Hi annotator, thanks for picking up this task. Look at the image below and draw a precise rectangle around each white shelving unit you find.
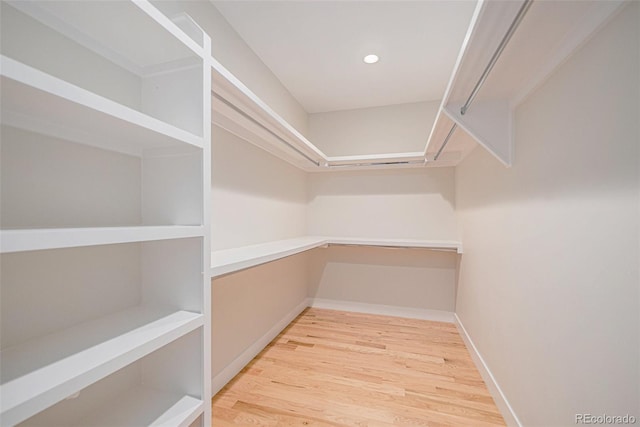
[211,236,463,278]
[0,1,211,426]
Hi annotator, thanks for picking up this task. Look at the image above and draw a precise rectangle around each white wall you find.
[455,4,639,425]
[0,126,141,228]
[309,101,438,156]
[210,125,309,390]
[211,125,307,250]
[151,0,309,137]
[307,168,457,240]
[308,246,457,313]
[306,167,458,314]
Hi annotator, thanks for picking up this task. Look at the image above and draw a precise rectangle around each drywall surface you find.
[308,101,439,156]
[308,246,457,312]
[455,4,639,425]
[307,167,457,313]
[0,2,140,110]
[151,0,309,136]
[211,125,307,251]
[211,253,308,379]
[307,168,457,240]
[0,126,141,228]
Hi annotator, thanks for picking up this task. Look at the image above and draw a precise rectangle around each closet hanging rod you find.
[328,159,427,168]
[433,0,533,161]
[328,243,458,252]
[211,90,321,167]
[433,123,457,161]
[460,0,534,115]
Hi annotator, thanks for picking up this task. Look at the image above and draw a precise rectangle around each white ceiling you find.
[213,1,477,114]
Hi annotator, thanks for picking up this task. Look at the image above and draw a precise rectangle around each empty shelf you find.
[0,306,203,426]
[0,225,204,253]
[211,236,327,278]
[0,56,203,156]
[211,236,463,277]
[75,386,203,427]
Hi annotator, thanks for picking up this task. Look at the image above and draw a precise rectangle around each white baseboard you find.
[309,298,455,323]
[454,313,522,427]
[211,297,310,397]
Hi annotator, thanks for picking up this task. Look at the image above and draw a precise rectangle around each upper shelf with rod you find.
[425,0,627,167]
[209,0,626,171]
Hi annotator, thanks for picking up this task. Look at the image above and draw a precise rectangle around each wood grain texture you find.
[212,308,505,426]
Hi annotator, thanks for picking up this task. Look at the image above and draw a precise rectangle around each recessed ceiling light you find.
[363,54,379,64]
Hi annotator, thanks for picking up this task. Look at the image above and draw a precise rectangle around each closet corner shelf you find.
[0,225,204,254]
[0,55,204,157]
[210,236,327,278]
[0,306,203,426]
[74,386,203,427]
[210,236,462,278]
[211,58,433,172]
[210,0,624,171]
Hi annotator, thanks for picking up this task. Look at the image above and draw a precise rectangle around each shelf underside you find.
[211,236,463,278]
[5,0,202,75]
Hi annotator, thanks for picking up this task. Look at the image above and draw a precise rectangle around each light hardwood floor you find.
[212,308,506,426]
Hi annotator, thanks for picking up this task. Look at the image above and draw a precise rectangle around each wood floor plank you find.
[212,308,505,426]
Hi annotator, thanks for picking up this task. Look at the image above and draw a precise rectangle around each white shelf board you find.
[6,0,203,76]
[211,56,436,172]
[0,306,203,426]
[0,225,204,254]
[211,236,463,277]
[76,386,203,427]
[426,0,626,167]
[327,237,463,253]
[211,236,327,278]
[211,57,326,171]
[0,56,203,157]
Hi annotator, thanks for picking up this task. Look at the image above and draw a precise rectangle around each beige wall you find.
[210,125,309,384]
[307,168,457,241]
[309,101,439,156]
[151,0,309,136]
[455,4,639,425]
[308,246,457,312]
[211,125,307,250]
[307,167,458,313]
[211,253,308,379]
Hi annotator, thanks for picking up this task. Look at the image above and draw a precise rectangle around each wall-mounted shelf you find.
[0,56,203,157]
[0,306,202,426]
[1,1,212,425]
[0,226,204,254]
[211,236,327,277]
[208,0,625,171]
[73,386,203,427]
[211,236,463,278]
[425,0,626,167]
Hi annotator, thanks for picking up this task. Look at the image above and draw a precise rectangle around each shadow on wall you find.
[456,6,638,212]
[211,124,307,202]
[307,246,458,312]
[307,167,455,205]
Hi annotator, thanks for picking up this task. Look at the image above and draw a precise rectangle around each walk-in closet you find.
[1,0,638,426]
